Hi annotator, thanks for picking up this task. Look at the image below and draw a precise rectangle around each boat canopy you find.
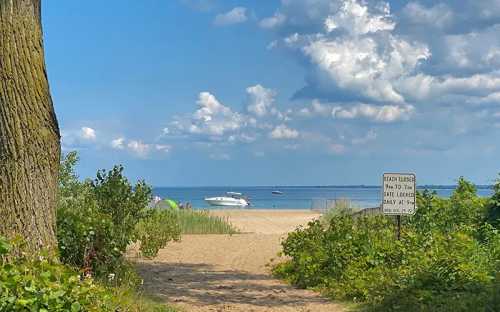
[226,192,243,196]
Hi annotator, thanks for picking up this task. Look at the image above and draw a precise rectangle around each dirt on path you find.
[135,210,346,312]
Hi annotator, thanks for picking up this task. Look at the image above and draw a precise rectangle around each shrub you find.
[0,237,176,312]
[135,209,181,258]
[57,152,180,281]
[486,177,500,229]
[275,177,500,311]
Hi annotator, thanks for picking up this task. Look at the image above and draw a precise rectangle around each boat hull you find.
[205,197,249,207]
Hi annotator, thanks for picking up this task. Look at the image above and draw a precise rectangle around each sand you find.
[135,209,346,312]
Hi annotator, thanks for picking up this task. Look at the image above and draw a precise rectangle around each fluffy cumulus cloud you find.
[256,0,500,150]
[80,127,96,140]
[277,0,431,104]
[214,7,248,26]
[162,81,406,157]
[298,100,414,123]
[160,1,500,157]
[61,126,98,150]
[301,35,430,103]
[332,103,415,123]
[324,0,394,35]
[246,84,277,117]
[401,2,453,31]
[259,12,286,29]
[167,86,296,144]
[263,0,500,103]
[269,124,299,139]
[110,137,171,158]
[176,92,245,137]
[127,140,151,158]
[111,137,125,149]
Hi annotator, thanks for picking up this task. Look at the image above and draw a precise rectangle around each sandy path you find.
[135,210,345,312]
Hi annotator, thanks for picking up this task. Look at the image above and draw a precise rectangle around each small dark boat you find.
[272,190,284,195]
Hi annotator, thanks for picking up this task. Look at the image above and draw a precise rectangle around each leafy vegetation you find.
[1,152,180,311]
[274,177,500,312]
[0,237,176,312]
[57,152,180,280]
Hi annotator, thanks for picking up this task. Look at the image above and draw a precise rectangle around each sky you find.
[42,0,500,186]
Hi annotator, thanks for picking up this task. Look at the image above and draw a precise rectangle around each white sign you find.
[382,173,416,215]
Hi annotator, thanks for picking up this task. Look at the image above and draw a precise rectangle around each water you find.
[153,186,494,210]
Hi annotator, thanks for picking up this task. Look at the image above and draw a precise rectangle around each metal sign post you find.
[382,173,416,240]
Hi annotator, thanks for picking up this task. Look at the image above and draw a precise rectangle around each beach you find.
[135,209,346,312]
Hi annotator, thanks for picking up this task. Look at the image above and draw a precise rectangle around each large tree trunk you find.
[0,0,60,254]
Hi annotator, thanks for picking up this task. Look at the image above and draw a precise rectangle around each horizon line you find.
[152,184,494,189]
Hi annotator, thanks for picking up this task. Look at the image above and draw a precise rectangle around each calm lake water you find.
[153,186,494,210]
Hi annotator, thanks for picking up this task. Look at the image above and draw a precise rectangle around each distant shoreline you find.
[153,185,494,189]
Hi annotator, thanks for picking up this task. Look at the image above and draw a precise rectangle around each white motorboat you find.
[205,192,249,207]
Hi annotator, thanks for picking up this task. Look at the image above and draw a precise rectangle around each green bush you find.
[135,209,181,258]
[487,178,500,229]
[57,152,180,281]
[0,237,176,312]
[275,177,500,311]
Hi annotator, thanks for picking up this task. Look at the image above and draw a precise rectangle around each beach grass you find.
[320,198,361,225]
[176,210,239,234]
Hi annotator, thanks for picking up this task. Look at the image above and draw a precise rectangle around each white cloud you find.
[169,87,294,144]
[402,2,454,30]
[265,0,500,117]
[298,100,414,123]
[127,140,151,158]
[214,7,248,26]
[246,84,277,117]
[80,127,96,140]
[276,1,430,104]
[333,103,414,123]
[311,100,331,115]
[61,127,99,150]
[228,133,256,143]
[399,73,500,101]
[259,12,286,29]
[111,138,170,158]
[155,144,171,153]
[302,32,430,103]
[111,137,125,149]
[297,100,335,117]
[324,0,394,35]
[180,92,245,137]
[269,124,299,139]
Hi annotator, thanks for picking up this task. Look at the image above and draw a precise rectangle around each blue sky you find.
[42,0,500,186]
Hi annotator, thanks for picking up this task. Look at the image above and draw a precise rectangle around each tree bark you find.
[0,0,60,254]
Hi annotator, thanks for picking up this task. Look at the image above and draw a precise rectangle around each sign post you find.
[382,173,416,240]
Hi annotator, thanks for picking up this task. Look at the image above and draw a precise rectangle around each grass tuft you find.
[176,210,239,234]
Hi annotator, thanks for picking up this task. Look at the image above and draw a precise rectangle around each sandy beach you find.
[135,209,346,312]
